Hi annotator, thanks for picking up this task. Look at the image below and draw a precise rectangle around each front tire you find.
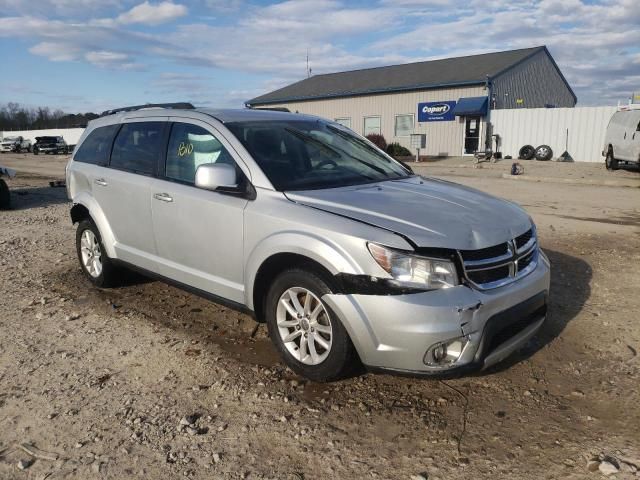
[75,219,119,287]
[605,149,618,171]
[265,269,356,382]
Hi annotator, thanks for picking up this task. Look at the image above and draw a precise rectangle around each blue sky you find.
[0,0,638,113]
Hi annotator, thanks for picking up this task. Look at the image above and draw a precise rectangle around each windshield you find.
[226,119,412,191]
[37,137,58,142]
[4,137,18,141]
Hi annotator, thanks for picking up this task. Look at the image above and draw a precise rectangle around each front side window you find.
[74,124,120,166]
[110,122,165,175]
[395,114,414,137]
[226,119,411,191]
[363,116,381,136]
[165,123,235,183]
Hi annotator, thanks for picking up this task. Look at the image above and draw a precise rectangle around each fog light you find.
[424,336,469,366]
[432,343,447,363]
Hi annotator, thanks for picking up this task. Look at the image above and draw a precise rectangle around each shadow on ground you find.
[8,185,69,210]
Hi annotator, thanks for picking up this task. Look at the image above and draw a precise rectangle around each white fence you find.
[490,106,617,163]
[1,127,85,146]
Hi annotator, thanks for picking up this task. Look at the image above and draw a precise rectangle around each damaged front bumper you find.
[322,251,550,375]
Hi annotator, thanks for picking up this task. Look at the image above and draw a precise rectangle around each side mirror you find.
[195,163,237,191]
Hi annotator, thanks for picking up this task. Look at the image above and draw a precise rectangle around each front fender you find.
[71,191,117,259]
[244,230,363,310]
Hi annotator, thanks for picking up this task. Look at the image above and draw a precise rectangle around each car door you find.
[93,118,168,272]
[617,112,637,161]
[150,118,249,304]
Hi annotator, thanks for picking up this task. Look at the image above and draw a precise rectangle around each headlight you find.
[367,243,458,290]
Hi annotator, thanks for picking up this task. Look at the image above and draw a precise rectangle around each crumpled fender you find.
[244,230,362,310]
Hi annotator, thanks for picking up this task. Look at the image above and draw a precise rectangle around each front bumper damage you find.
[322,251,550,375]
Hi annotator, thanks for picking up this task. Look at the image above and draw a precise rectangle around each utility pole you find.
[306,49,311,78]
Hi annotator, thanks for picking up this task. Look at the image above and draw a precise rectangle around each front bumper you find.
[0,145,16,152]
[322,250,550,374]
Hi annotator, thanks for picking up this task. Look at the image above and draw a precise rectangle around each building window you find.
[363,116,381,136]
[334,118,351,129]
[394,114,414,137]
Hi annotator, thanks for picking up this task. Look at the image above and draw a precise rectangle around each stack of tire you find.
[518,144,553,161]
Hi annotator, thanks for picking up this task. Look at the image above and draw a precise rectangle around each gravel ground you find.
[1,154,639,479]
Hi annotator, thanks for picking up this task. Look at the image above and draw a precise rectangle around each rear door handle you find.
[94,178,108,186]
[153,193,173,203]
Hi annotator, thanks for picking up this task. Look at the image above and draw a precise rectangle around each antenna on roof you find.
[306,49,311,78]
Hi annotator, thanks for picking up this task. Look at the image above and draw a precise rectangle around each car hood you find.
[285,176,532,250]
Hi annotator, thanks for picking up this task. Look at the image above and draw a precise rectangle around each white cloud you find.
[117,1,187,25]
[1,0,638,107]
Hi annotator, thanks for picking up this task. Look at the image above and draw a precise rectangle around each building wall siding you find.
[492,50,576,109]
[260,85,487,156]
[491,106,615,162]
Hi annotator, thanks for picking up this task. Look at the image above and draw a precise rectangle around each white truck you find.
[0,135,32,153]
[603,105,640,170]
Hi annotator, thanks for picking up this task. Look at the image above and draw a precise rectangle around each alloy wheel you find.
[80,229,103,278]
[276,287,333,365]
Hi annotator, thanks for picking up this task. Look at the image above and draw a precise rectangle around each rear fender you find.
[71,191,117,258]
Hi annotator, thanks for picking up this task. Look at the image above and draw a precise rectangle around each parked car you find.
[67,104,550,381]
[0,135,31,153]
[33,136,68,155]
[603,106,640,170]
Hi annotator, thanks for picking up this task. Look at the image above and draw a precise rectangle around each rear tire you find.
[75,219,119,287]
[605,149,618,171]
[265,269,356,382]
[0,179,10,210]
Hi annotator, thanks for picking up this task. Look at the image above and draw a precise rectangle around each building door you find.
[463,116,481,155]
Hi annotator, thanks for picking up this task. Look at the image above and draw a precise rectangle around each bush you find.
[366,133,387,151]
[386,142,412,157]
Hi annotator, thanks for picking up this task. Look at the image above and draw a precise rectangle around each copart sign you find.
[418,101,456,122]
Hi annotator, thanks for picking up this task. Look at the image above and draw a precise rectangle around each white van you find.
[603,106,640,170]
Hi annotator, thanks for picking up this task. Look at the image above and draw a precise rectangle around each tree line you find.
[0,103,99,131]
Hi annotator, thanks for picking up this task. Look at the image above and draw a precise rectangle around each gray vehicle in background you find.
[66,104,550,381]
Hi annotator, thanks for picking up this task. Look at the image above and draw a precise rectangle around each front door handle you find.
[94,178,108,186]
[153,193,173,203]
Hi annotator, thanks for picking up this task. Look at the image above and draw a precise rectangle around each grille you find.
[515,228,533,250]
[487,305,547,353]
[460,228,538,290]
[467,265,510,285]
[517,250,536,272]
[460,243,508,261]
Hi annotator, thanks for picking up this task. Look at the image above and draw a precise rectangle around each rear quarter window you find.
[74,124,120,166]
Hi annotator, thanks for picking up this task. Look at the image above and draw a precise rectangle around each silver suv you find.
[67,103,550,381]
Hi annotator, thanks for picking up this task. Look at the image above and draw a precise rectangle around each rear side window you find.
[110,122,165,175]
[74,125,119,166]
[165,123,236,183]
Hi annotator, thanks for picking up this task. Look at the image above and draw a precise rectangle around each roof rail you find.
[246,106,291,113]
[100,102,195,117]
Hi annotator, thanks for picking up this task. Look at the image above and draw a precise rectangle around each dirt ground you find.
[1,152,639,479]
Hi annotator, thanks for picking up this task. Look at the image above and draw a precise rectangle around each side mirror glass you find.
[195,163,237,191]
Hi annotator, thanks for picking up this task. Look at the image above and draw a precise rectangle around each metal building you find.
[246,46,576,157]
